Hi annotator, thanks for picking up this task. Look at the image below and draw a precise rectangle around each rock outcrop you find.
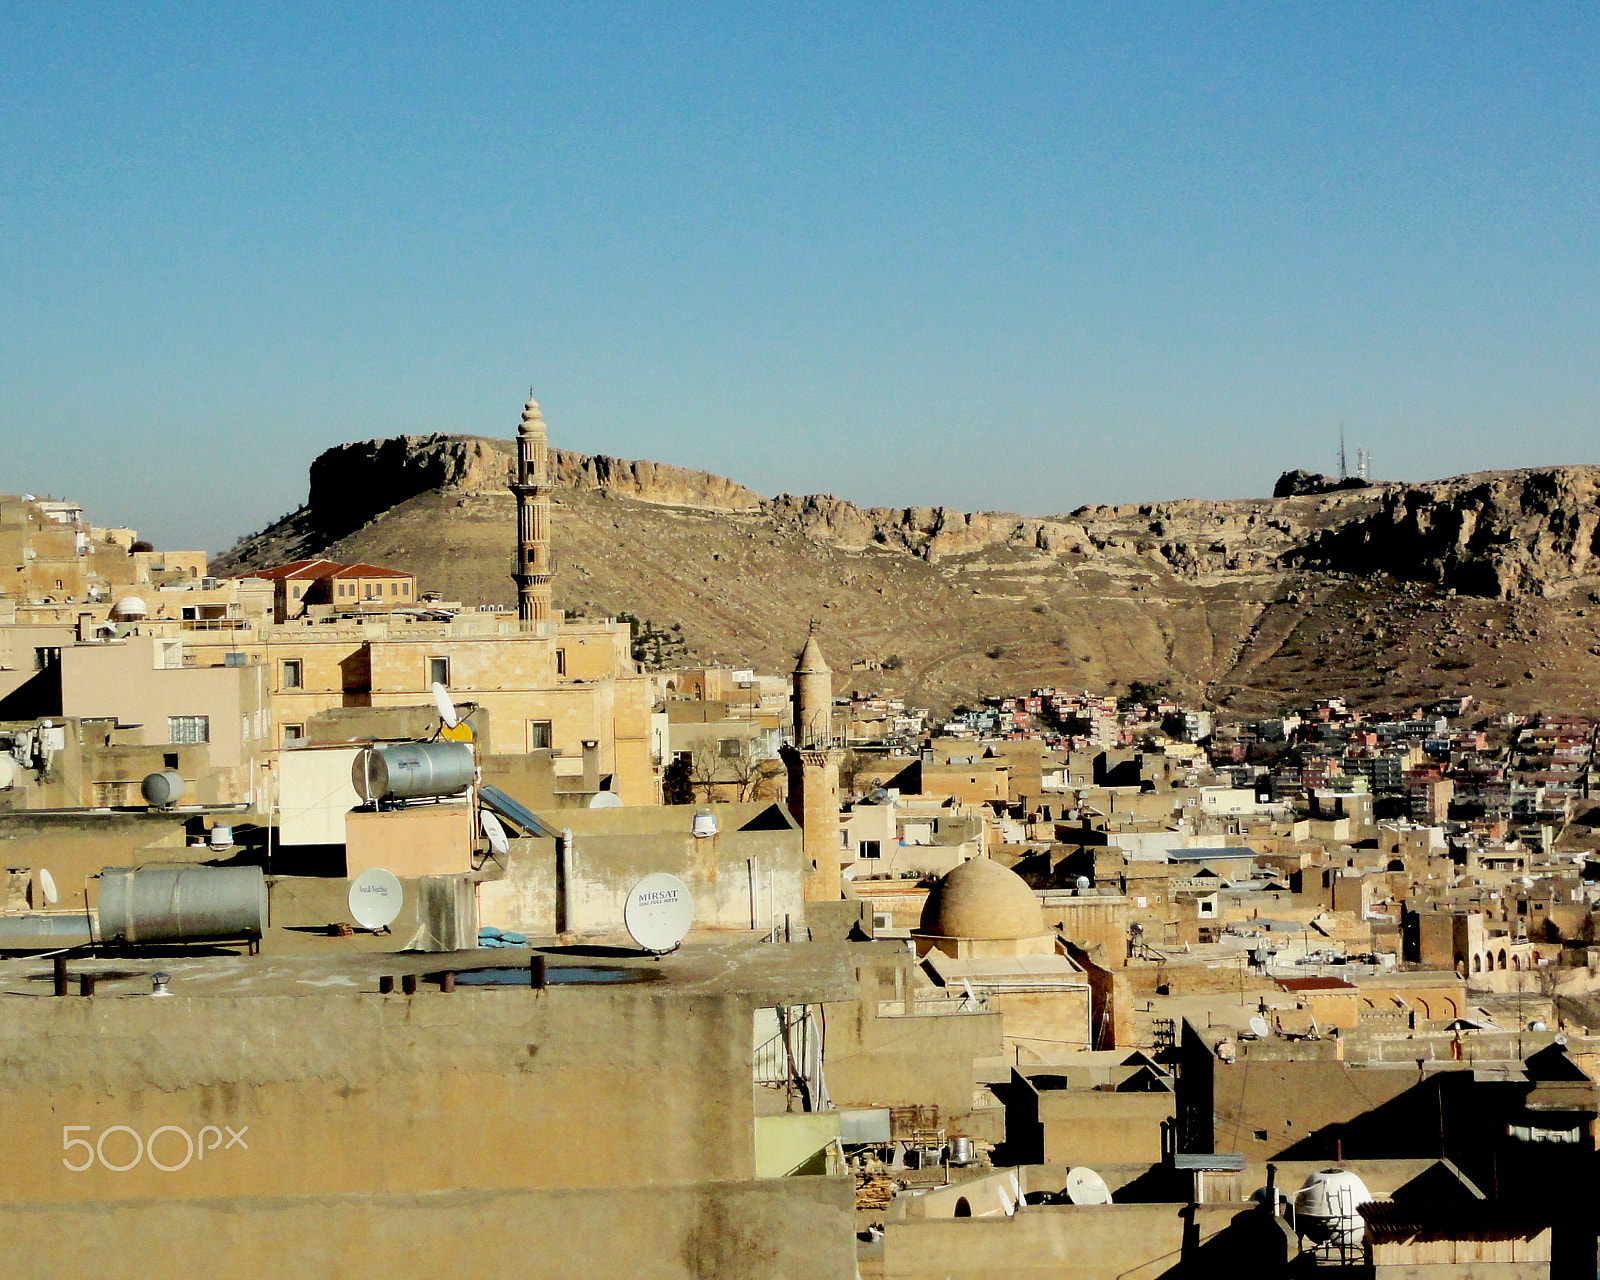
[216,436,1600,715]
[1288,467,1600,598]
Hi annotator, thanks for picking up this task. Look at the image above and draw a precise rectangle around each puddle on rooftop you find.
[441,964,662,987]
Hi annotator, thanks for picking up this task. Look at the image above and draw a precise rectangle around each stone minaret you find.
[511,391,552,625]
[784,634,844,902]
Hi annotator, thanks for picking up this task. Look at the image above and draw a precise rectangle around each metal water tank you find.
[140,770,186,807]
[352,741,475,802]
[1294,1169,1372,1247]
[97,865,267,944]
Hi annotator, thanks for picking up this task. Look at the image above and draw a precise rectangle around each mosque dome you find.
[111,596,147,620]
[918,857,1046,940]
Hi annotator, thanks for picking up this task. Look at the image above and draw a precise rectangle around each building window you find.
[33,647,60,671]
[168,715,209,745]
[428,657,450,688]
[283,724,304,744]
[719,738,741,759]
[527,720,552,751]
[401,582,409,595]
[860,840,881,859]
[281,659,302,689]
[556,648,566,676]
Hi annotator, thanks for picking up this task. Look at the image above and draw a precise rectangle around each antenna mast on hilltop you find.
[1338,426,1348,480]
[1356,448,1370,482]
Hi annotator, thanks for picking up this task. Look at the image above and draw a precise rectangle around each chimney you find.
[581,739,599,793]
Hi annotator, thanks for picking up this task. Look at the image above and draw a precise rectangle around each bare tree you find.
[688,737,783,803]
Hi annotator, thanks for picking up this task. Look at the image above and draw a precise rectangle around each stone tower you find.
[511,390,552,625]
[784,634,844,903]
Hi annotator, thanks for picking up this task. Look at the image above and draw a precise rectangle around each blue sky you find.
[3,2,1598,550]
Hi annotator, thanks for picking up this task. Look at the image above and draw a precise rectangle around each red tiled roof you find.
[327,563,412,579]
[253,559,343,581]
[1275,976,1357,992]
[252,559,411,581]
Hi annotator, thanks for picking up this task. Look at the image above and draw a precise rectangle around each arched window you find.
[1473,954,1482,973]
[1498,949,1507,971]
[954,1197,971,1218]
[1512,955,1522,971]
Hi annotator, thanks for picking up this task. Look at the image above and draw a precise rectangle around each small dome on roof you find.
[112,596,147,620]
[919,857,1045,940]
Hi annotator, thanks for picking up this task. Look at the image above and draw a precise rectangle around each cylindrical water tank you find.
[209,825,233,848]
[353,741,475,802]
[1294,1169,1372,1247]
[141,771,186,807]
[97,865,267,945]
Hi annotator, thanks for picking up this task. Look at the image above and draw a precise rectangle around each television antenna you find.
[480,810,510,860]
[348,867,403,932]
[431,682,459,730]
[623,872,693,955]
[1064,1167,1113,1205]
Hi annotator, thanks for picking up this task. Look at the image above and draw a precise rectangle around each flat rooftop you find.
[0,934,857,1007]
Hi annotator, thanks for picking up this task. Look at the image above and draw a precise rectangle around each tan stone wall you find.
[992,988,1093,1059]
[0,988,756,1206]
[345,803,473,879]
[0,1177,855,1280]
[1040,1090,1172,1165]
[885,1203,1246,1279]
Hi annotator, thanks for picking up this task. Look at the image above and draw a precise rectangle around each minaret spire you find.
[512,390,552,625]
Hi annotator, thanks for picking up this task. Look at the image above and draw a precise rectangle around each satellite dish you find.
[38,868,57,906]
[348,867,403,931]
[588,791,623,808]
[480,810,510,858]
[431,682,459,730]
[1063,1167,1113,1206]
[1075,875,1091,892]
[1249,1015,1271,1038]
[1555,1031,1569,1046]
[623,872,694,955]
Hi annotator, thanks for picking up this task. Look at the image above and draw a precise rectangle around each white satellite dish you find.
[348,867,403,931]
[431,681,459,729]
[1249,1015,1271,1038]
[588,791,623,808]
[623,872,694,955]
[480,810,510,857]
[1075,875,1091,892]
[1063,1167,1113,1206]
[38,868,57,906]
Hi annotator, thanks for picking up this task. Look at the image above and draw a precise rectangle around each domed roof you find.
[111,596,147,620]
[918,857,1046,940]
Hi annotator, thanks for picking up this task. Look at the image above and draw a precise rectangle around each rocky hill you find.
[214,436,1600,715]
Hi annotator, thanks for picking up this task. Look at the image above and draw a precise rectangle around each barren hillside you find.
[214,436,1600,716]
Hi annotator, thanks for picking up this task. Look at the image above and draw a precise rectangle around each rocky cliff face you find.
[1288,466,1600,599]
[217,435,1600,714]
